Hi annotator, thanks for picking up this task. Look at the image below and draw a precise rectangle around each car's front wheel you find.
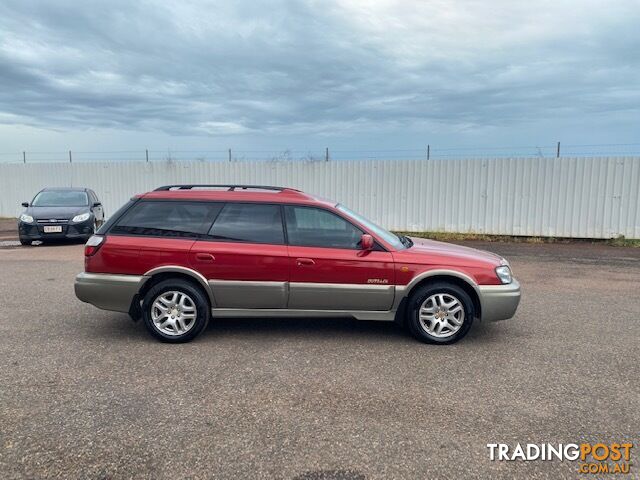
[406,282,474,344]
[142,279,210,342]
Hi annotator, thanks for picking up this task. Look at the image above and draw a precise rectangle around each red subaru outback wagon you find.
[75,185,520,344]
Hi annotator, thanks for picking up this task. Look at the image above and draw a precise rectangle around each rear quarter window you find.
[97,199,135,234]
[111,201,222,237]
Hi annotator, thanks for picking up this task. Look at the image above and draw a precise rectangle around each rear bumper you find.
[74,272,143,313]
[478,278,521,321]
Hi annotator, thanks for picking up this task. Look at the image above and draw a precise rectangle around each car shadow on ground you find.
[0,239,87,249]
[87,314,405,342]
[86,311,506,346]
[207,316,405,340]
[204,315,506,345]
[27,238,87,247]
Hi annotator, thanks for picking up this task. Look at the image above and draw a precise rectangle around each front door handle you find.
[195,253,215,262]
[296,258,315,266]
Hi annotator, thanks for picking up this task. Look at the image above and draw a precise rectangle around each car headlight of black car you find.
[72,212,91,223]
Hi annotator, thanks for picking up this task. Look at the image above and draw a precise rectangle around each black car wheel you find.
[19,238,31,246]
[406,282,475,344]
[142,279,210,343]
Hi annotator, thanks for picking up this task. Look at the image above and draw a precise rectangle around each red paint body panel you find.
[141,189,332,208]
[407,237,502,265]
[86,236,196,275]
[85,235,141,274]
[392,237,503,285]
[86,189,506,287]
[393,261,502,286]
[135,238,196,273]
[189,241,289,282]
[288,246,395,284]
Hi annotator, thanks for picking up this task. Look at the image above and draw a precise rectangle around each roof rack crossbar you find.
[154,184,298,192]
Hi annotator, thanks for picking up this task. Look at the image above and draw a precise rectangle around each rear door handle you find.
[195,253,215,262]
[296,258,315,266]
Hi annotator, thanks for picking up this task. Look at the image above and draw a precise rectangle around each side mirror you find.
[360,234,374,250]
[21,202,29,207]
[92,202,102,208]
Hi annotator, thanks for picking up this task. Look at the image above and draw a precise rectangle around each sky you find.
[0,0,639,161]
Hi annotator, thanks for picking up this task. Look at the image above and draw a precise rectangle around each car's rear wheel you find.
[406,282,474,344]
[142,279,210,343]
[19,238,31,246]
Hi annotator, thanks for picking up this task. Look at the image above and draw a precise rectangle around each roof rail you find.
[154,184,300,192]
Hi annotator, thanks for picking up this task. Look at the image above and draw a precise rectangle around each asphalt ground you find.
[0,218,18,243]
[0,241,638,479]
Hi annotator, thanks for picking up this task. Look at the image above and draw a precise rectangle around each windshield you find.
[32,190,88,207]
[336,204,406,250]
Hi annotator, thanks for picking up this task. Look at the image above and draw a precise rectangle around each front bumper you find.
[19,219,94,241]
[478,278,521,321]
[75,272,143,313]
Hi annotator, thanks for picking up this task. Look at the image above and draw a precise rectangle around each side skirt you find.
[211,308,397,322]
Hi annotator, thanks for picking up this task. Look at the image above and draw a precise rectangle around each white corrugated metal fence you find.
[1,157,638,239]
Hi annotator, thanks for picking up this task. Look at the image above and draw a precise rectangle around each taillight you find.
[84,235,105,256]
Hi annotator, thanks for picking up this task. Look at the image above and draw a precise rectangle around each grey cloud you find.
[0,0,638,140]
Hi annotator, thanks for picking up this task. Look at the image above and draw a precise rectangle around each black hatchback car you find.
[19,188,105,245]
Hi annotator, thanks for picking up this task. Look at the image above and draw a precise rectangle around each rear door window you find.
[208,203,284,244]
[111,201,222,237]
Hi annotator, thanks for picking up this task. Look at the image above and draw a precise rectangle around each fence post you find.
[556,142,560,158]
[325,147,329,162]
[69,150,72,163]
[145,149,149,162]
[23,151,26,164]
[228,148,232,162]
[427,145,430,160]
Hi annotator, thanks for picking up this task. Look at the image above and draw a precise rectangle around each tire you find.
[142,279,210,343]
[406,282,474,344]
[19,238,31,246]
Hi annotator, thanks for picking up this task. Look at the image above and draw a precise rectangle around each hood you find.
[26,205,89,220]
[406,236,504,266]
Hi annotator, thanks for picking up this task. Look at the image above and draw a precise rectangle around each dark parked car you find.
[19,187,105,245]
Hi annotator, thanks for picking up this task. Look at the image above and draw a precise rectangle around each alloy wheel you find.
[151,291,198,336]
[418,293,465,338]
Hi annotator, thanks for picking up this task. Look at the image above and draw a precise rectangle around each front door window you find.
[284,205,363,249]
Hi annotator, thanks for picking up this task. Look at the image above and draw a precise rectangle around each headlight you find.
[20,214,34,223]
[495,265,512,284]
[72,212,91,223]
